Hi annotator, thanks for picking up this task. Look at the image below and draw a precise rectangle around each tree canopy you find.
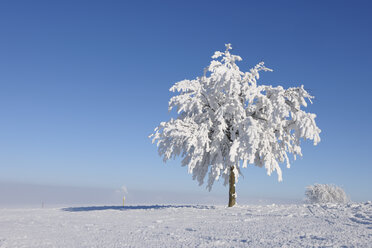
[151,44,321,192]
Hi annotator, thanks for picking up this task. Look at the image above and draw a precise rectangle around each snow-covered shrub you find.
[305,184,349,204]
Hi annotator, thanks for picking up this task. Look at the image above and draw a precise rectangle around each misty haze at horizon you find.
[0,182,303,207]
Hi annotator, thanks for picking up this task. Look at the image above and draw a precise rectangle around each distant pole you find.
[42,201,44,208]
[123,196,125,207]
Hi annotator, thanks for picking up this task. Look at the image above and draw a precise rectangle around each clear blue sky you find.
[0,0,371,202]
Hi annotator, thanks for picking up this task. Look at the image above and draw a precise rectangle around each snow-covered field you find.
[0,202,371,247]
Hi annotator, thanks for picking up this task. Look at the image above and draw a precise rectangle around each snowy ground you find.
[0,202,371,247]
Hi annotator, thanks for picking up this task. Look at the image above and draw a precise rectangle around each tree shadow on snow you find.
[62,205,215,212]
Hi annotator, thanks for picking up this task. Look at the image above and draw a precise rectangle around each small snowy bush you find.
[305,184,349,204]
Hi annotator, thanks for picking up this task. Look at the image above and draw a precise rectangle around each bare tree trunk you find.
[228,165,236,207]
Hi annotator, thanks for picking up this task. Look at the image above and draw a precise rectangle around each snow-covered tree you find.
[305,184,349,204]
[150,44,321,207]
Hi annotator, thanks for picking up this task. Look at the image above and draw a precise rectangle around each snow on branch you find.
[150,44,321,190]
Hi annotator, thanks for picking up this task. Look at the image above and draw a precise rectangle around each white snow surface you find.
[1,202,371,247]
